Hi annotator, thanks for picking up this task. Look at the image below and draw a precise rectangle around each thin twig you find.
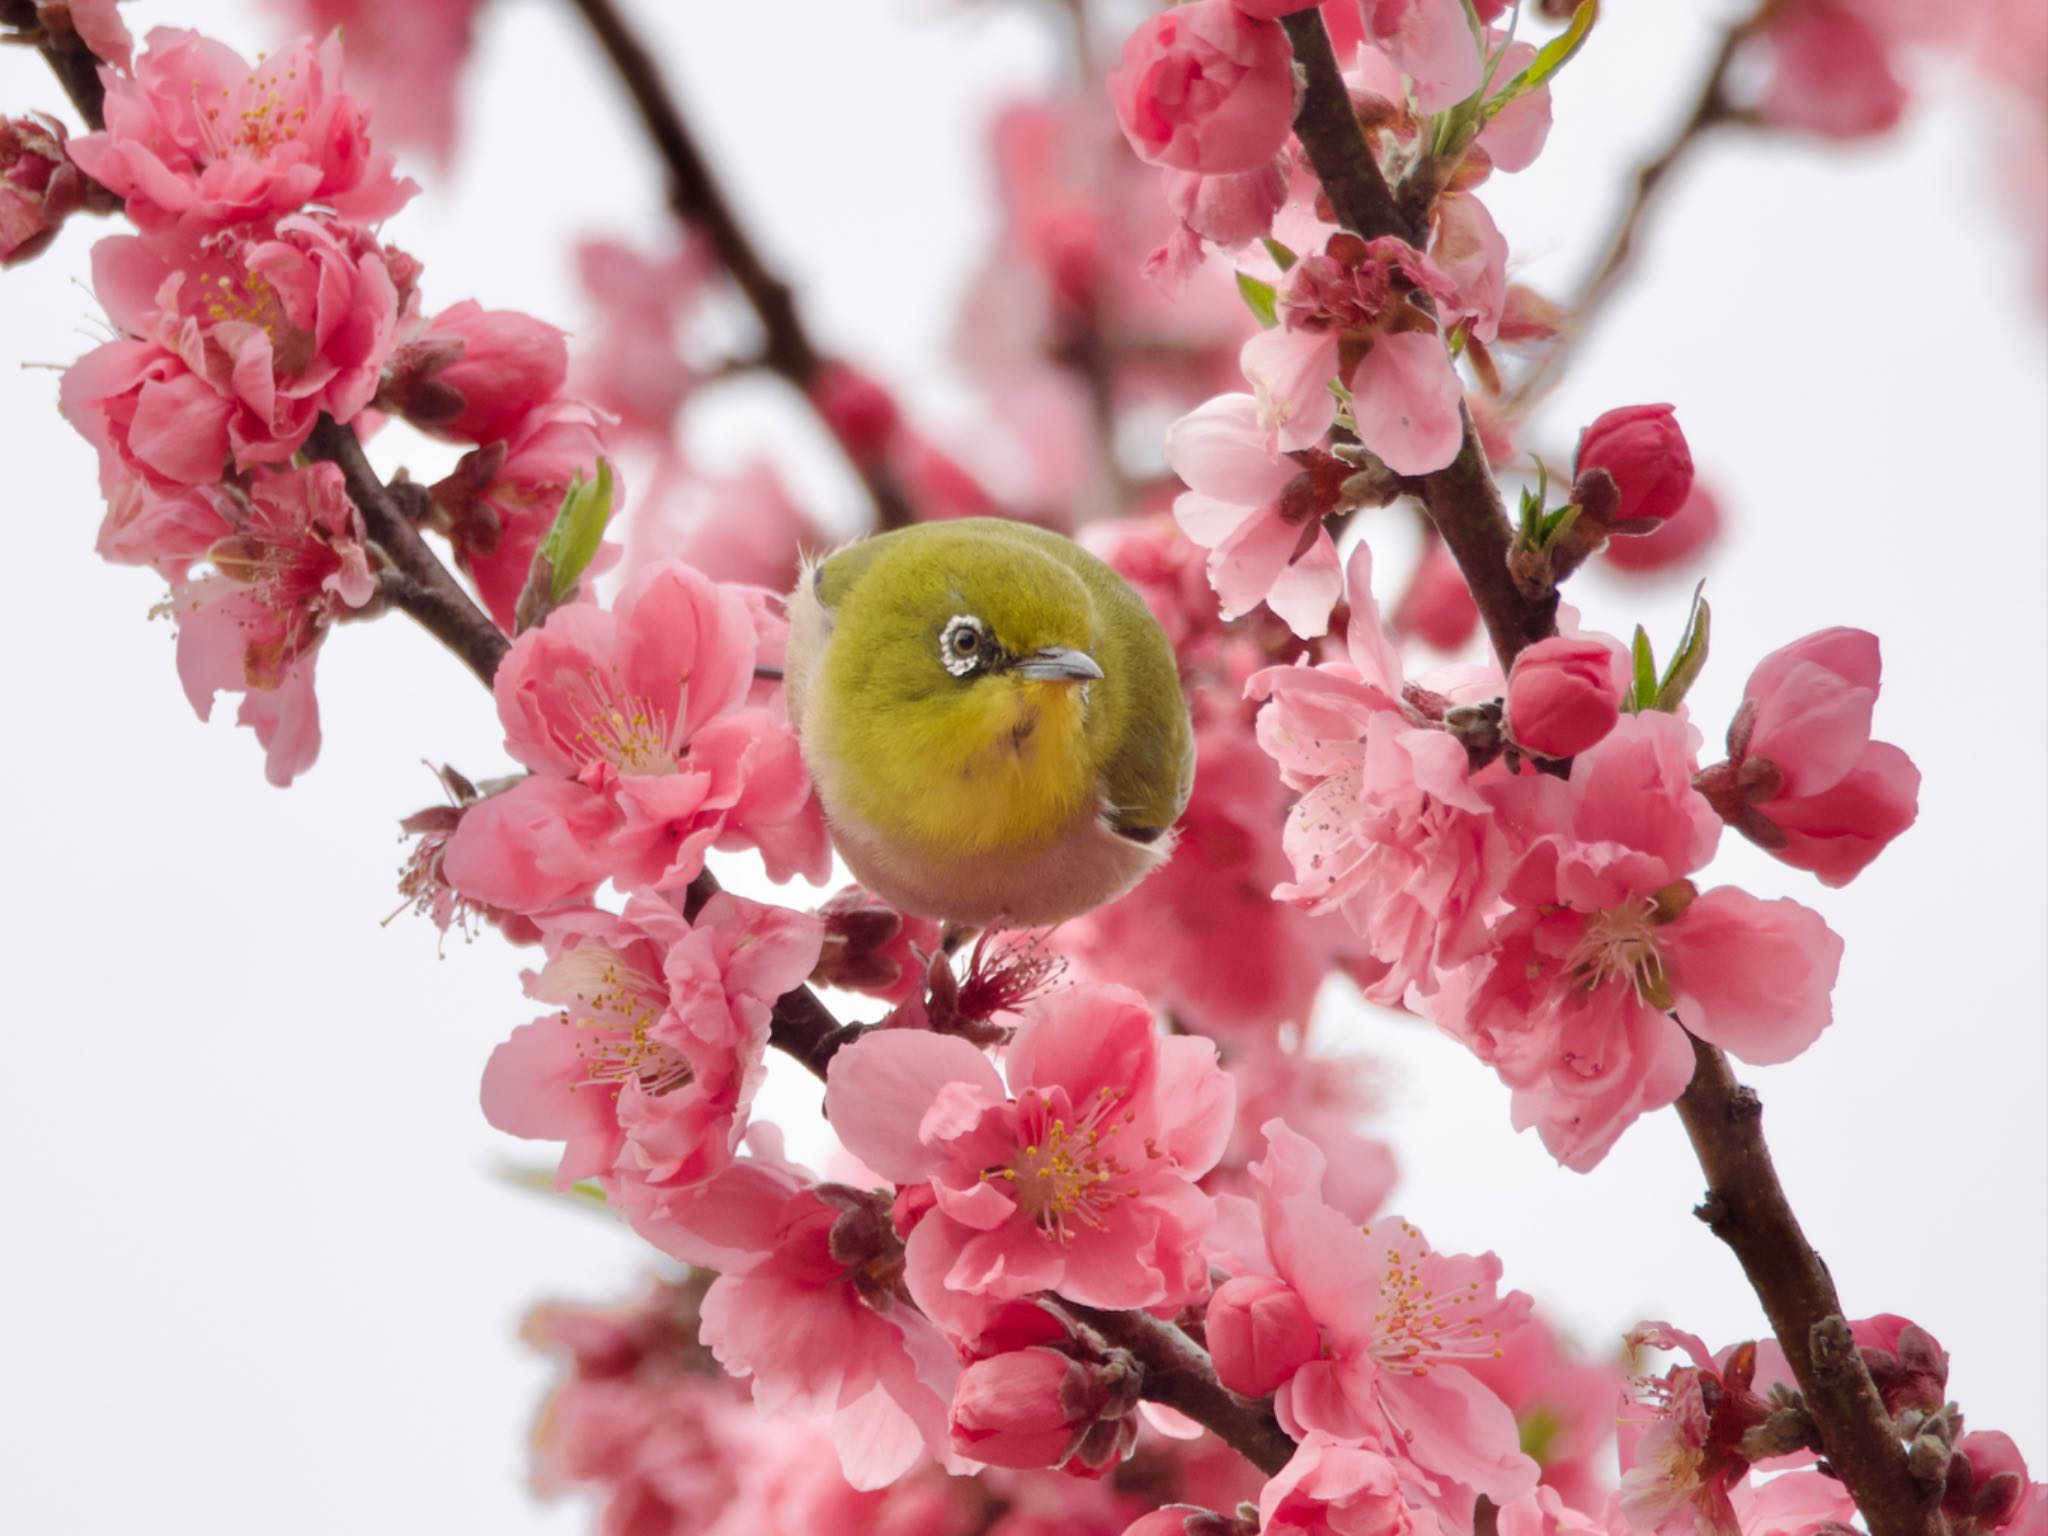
[564,0,916,530]
[304,416,512,687]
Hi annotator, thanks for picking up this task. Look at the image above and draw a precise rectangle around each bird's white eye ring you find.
[940,615,990,677]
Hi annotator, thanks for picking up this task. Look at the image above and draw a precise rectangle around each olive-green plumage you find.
[785,518,1194,926]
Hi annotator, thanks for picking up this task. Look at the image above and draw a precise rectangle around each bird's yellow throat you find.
[819,673,1096,858]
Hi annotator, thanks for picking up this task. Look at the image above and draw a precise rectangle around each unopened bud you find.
[1574,404,1694,529]
[1206,1275,1320,1396]
[949,1344,1140,1473]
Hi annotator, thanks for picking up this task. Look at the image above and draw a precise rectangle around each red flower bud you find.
[1573,403,1694,529]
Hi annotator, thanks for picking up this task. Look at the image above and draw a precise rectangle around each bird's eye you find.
[940,615,991,677]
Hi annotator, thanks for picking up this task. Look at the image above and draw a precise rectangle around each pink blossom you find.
[1207,1273,1322,1397]
[273,1,482,163]
[70,29,414,231]
[430,398,617,631]
[481,893,820,1196]
[169,460,374,785]
[1259,1435,1435,1536]
[381,300,569,445]
[1240,233,1466,473]
[1443,714,1844,1168]
[440,560,829,912]
[1249,545,1516,1006]
[1213,1122,1536,1520]
[824,984,1233,1339]
[1362,0,1484,113]
[633,1138,962,1491]
[1603,483,1724,575]
[1507,637,1626,760]
[1756,2,1908,140]
[1166,393,1346,637]
[67,215,407,481]
[1695,628,1919,886]
[1109,0,1298,176]
[1574,405,1694,531]
[2,114,92,265]
[1616,1329,1772,1536]
[1391,537,1480,652]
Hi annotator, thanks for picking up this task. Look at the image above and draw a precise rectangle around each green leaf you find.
[1260,237,1299,273]
[1487,0,1598,117]
[1235,271,1280,329]
[541,457,615,605]
[1627,625,1658,714]
[1653,585,1711,712]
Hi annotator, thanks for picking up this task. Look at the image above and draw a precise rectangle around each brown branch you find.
[1505,13,1754,413]
[1675,1037,1941,1536]
[1279,9,1554,667]
[1065,1303,1295,1477]
[564,0,915,531]
[1279,11,1415,245]
[304,416,512,688]
[1281,16,1934,1533]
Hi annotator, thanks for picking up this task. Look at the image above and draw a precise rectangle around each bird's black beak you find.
[1011,646,1104,683]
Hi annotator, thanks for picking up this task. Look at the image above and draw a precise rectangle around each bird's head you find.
[818,536,1107,850]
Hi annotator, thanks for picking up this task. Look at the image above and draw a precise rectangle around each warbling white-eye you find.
[785,518,1194,927]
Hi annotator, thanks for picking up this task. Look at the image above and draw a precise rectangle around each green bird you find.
[784,517,1195,927]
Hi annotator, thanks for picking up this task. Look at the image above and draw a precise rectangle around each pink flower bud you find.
[1573,403,1694,530]
[949,1345,1136,1472]
[1507,637,1625,760]
[388,301,570,445]
[1,114,88,265]
[1206,1274,1321,1397]
[1109,0,1297,176]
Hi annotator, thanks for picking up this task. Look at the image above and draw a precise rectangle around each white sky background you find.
[2,1,2043,1530]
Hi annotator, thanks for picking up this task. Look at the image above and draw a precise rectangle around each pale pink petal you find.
[1664,888,1843,1066]
[824,1030,1005,1185]
[1349,329,1464,474]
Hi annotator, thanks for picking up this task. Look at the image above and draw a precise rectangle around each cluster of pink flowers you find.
[55,25,614,780]
[19,3,2041,1536]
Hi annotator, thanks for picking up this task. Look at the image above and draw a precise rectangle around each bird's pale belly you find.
[824,798,1174,928]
